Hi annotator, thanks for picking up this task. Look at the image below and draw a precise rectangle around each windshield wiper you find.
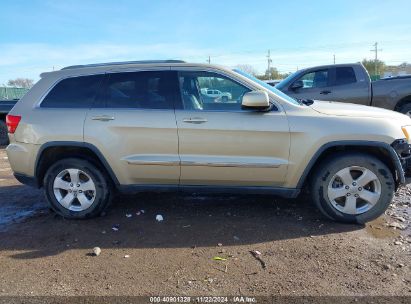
[298,98,314,106]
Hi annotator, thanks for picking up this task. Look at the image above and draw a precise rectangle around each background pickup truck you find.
[0,87,28,145]
[0,100,18,145]
[276,63,411,116]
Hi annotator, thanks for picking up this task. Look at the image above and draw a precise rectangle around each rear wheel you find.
[0,120,8,146]
[311,153,394,223]
[44,158,112,219]
[398,103,411,117]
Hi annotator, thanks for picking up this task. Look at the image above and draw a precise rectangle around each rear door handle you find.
[183,117,208,124]
[91,115,115,121]
[320,90,331,95]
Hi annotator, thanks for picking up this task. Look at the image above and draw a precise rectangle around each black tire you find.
[0,120,9,146]
[43,158,112,219]
[222,96,228,103]
[311,153,394,224]
[398,103,411,117]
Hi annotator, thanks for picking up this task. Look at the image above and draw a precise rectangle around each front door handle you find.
[183,117,208,124]
[320,90,331,95]
[91,115,115,121]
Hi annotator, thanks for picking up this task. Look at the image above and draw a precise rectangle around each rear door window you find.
[103,71,179,109]
[335,67,357,85]
[41,75,104,108]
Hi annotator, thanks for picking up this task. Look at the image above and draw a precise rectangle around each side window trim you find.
[91,73,109,108]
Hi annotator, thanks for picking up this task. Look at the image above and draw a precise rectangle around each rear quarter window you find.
[41,75,104,108]
[335,67,357,85]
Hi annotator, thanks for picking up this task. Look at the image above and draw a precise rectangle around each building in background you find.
[0,87,29,100]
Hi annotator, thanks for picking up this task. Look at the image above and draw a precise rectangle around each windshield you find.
[275,70,303,90]
[233,69,300,105]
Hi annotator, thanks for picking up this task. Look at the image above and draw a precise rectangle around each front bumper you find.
[392,139,411,184]
[14,173,39,188]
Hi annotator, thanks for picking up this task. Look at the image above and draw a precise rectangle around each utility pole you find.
[333,54,336,64]
[266,49,272,79]
[207,56,211,64]
[370,42,382,76]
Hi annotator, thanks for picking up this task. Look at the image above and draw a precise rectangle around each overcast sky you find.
[1,0,410,84]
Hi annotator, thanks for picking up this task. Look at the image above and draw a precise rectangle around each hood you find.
[310,100,411,123]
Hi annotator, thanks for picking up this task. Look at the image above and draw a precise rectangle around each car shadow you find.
[0,185,362,259]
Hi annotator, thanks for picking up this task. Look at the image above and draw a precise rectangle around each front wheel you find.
[311,153,394,224]
[44,158,112,219]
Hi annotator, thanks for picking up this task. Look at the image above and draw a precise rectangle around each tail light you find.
[6,115,21,134]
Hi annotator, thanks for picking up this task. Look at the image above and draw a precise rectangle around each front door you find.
[174,70,290,187]
[287,68,333,101]
[84,70,181,185]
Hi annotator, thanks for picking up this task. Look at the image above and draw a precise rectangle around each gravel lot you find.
[0,148,410,297]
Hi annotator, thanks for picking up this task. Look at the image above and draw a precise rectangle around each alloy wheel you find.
[327,166,381,215]
[53,168,96,211]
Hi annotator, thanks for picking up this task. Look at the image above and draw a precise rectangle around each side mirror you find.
[241,90,270,110]
[290,80,304,91]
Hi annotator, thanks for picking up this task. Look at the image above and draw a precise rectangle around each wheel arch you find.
[297,141,404,190]
[394,95,411,112]
[35,141,119,188]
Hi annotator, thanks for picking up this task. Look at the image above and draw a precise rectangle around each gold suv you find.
[5,60,411,223]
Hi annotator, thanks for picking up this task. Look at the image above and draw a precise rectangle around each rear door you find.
[84,70,181,186]
[327,66,371,105]
[174,70,290,187]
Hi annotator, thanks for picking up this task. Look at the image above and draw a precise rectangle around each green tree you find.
[235,64,257,76]
[7,78,34,89]
[361,59,386,77]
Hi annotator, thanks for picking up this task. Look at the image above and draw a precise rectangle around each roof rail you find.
[61,60,186,70]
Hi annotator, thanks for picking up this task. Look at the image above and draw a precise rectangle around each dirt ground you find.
[0,148,410,297]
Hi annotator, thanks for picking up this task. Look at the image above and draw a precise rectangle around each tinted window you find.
[41,75,104,108]
[298,69,329,89]
[104,71,177,109]
[179,71,250,111]
[335,67,356,85]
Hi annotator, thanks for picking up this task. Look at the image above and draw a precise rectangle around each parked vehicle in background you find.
[0,87,28,145]
[6,60,411,223]
[0,100,18,145]
[276,63,411,116]
[200,88,232,102]
[264,79,282,87]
